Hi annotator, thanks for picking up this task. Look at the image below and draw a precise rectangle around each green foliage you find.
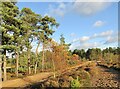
[77,70,91,87]
[72,47,120,70]
[44,62,53,69]
[86,48,102,60]
[1,2,20,52]
[60,34,65,45]
[18,66,27,73]
[72,49,86,59]
[19,52,28,73]
[68,60,76,65]
[70,76,81,88]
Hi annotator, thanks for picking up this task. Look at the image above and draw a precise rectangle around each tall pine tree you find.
[0,1,22,80]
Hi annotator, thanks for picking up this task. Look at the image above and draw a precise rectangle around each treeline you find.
[72,47,120,69]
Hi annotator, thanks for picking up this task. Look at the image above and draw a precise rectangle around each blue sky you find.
[16,1,118,51]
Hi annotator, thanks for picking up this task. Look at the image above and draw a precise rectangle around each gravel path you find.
[91,66,120,87]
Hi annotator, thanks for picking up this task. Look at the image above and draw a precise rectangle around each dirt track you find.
[24,62,120,88]
[1,72,54,87]
[1,62,87,88]
[1,61,120,88]
[91,66,120,87]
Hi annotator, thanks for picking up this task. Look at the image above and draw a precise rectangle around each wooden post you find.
[3,54,7,81]
[15,51,19,77]
[0,58,2,87]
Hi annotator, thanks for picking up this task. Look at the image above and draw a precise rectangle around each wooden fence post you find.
[15,51,19,77]
[0,56,1,83]
[3,55,7,81]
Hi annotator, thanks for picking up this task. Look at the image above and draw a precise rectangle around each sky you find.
[16,0,119,51]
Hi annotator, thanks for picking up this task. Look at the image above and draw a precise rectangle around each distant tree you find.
[60,34,65,45]
[95,48,102,61]
[108,47,113,53]
[72,49,79,55]
[80,49,86,59]
[86,49,92,60]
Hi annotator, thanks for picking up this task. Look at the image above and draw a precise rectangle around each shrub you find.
[70,76,81,88]
[72,54,79,60]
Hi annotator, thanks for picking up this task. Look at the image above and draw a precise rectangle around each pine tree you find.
[20,8,40,74]
[60,34,65,45]
[1,1,21,80]
[35,15,59,72]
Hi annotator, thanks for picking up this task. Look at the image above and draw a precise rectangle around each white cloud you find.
[48,1,112,17]
[69,44,77,50]
[72,1,111,16]
[14,0,120,2]
[100,30,113,36]
[48,3,67,17]
[72,36,90,43]
[70,42,101,50]
[44,13,50,17]
[104,36,118,44]
[71,30,113,43]
[92,30,113,38]
[70,30,117,50]
[93,20,105,27]
[70,33,76,37]
[79,42,101,49]
[72,38,80,43]
[74,0,119,2]
[80,36,90,42]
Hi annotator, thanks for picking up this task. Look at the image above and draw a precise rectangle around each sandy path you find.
[1,61,90,88]
[1,72,54,87]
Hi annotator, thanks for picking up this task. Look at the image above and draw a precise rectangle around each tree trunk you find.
[15,51,19,77]
[28,49,31,75]
[28,57,31,74]
[34,62,37,74]
[52,51,56,78]
[36,41,40,56]
[42,43,45,72]
[3,51,7,81]
[34,41,40,74]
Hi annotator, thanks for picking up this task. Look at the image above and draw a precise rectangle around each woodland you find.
[0,1,120,88]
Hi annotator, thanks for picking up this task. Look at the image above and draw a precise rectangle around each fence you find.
[0,60,15,81]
